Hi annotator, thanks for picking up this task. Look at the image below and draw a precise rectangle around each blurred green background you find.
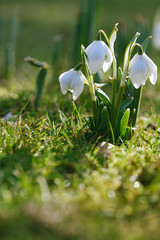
[0,0,160,67]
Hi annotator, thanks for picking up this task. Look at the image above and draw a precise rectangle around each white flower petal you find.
[87,56,104,74]
[129,53,157,88]
[149,69,157,85]
[70,71,84,100]
[59,69,74,95]
[59,69,85,100]
[85,40,112,74]
[129,54,148,89]
[142,79,146,85]
[143,53,157,85]
[103,59,112,73]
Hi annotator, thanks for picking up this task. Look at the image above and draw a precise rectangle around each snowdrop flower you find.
[129,53,157,89]
[85,40,113,74]
[152,22,160,50]
[59,69,86,100]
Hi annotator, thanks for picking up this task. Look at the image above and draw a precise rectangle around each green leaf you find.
[130,85,143,127]
[120,108,130,138]
[96,88,112,109]
[35,68,48,108]
[97,102,104,128]
[95,83,107,88]
[120,97,134,113]
[109,121,115,145]
[123,32,140,69]
[118,67,123,81]
[89,116,95,132]
[109,23,118,52]
[25,56,49,69]
[142,36,152,53]
[125,126,134,140]
[87,0,99,44]
[100,106,110,133]
[59,109,67,123]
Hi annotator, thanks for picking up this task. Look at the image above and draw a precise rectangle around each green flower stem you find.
[92,98,98,127]
[120,65,128,87]
[111,53,117,121]
[97,30,110,44]
[35,68,48,109]
[131,85,143,126]
[112,80,116,119]
[112,85,124,130]
[112,41,142,131]
[112,67,128,130]
[113,42,141,128]
[82,46,98,127]
[88,74,98,126]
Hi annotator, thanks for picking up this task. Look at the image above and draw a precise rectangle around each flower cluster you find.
[59,39,113,100]
[59,38,157,100]
[59,24,158,143]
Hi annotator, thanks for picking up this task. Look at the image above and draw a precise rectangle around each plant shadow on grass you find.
[0,146,33,187]
[0,212,60,240]
[0,90,33,117]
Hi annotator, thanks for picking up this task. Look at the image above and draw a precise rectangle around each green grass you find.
[0,0,160,239]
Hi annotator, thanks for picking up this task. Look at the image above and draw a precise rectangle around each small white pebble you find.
[3,112,13,120]
[134,181,140,189]
[108,190,116,198]
[130,174,138,182]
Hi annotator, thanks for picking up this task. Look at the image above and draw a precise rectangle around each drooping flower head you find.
[59,69,86,100]
[85,40,113,74]
[129,53,157,89]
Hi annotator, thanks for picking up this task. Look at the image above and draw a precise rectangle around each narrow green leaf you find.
[72,0,87,64]
[9,10,19,44]
[97,102,104,128]
[142,36,152,53]
[59,109,67,123]
[96,88,112,109]
[89,116,95,132]
[100,106,110,133]
[109,23,119,52]
[118,67,123,81]
[25,56,49,69]
[109,121,115,145]
[0,17,5,48]
[120,97,134,113]
[52,35,63,66]
[35,68,47,108]
[87,0,99,44]
[120,108,130,137]
[123,32,140,69]
[4,10,19,78]
[130,85,143,127]
[72,102,82,127]
[125,126,134,140]
[95,83,107,88]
